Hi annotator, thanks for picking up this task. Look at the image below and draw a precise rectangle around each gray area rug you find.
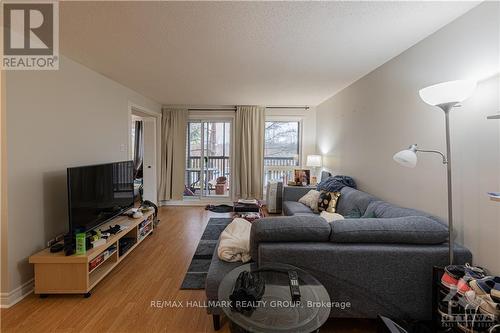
[180,218,232,289]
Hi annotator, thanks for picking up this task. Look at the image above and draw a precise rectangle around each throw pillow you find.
[320,211,344,223]
[317,191,341,213]
[298,190,321,213]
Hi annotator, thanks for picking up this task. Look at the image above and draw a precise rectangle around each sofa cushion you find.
[335,187,378,216]
[329,216,449,244]
[250,215,331,260]
[283,201,315,216]
[364,201,445,225]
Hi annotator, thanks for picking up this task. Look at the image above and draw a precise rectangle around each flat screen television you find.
[67,161,135,233]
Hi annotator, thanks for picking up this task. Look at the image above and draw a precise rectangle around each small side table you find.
[218,263,331,333]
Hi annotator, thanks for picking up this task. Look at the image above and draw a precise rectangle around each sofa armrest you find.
[250,215,331,260]
[283,186,315,202]
[330,216,448,245]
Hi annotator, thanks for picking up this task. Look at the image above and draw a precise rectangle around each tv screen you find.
[67,161,135,233]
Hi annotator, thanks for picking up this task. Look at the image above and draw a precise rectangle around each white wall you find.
[4,56,161,295]
[316,3,500,273]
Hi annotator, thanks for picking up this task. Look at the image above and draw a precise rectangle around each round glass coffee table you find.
[218,263,330,333]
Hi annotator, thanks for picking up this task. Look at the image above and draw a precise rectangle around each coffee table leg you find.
[213,314,221,331]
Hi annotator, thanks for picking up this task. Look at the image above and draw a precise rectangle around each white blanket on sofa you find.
[217,218,252,263]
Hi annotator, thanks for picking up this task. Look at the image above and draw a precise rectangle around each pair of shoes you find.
[470,276,500,302]
[463,290,499,325]
[442,264,487,295]
[458,290,499,332]
[469,276,500,322]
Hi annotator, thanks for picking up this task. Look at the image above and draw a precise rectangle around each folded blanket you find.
[217,218,252,263]
[317,175,357,192]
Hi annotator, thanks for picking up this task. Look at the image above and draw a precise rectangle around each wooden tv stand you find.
[29,210,154,297]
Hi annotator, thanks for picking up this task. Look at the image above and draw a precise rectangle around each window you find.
[264,121,300,166]
[264,121,300,186]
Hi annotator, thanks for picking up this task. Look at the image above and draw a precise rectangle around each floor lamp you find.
[393,80,476,265]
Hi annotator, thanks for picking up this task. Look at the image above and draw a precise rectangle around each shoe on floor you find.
[477,294,500,317]
[460,265,488,295]
[466,289,500,317]
[470,276,500,297]
[461,291,498,331]
[490,280,500,303]
[442,265,466,289]
[442,264,487,291]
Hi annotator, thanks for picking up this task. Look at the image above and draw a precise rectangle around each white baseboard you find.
[0,279,34,308]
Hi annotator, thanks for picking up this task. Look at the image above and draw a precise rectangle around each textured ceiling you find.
[60,1,479,106]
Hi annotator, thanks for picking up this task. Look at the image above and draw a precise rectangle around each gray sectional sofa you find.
[205,185,472,329]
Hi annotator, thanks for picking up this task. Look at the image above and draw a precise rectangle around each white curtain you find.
[159,108,188,201]
[234,106,265,199]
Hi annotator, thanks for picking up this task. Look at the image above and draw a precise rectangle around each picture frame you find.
[294,169,311,186]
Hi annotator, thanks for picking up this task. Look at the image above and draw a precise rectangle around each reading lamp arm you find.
[416,148,448,164]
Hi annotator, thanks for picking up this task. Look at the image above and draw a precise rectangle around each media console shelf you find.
[29,210,154,297]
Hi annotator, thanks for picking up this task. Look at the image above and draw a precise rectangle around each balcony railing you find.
[186,156,230,192]
[264,156,297,185]
[185,156,298,194]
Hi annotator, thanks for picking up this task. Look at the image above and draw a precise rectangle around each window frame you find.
[264,116,303,167]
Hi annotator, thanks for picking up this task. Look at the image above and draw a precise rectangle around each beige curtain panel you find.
[234,106,265,199]
[159,108,188,201]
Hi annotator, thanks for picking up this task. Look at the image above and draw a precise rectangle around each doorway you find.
[130,106,159,204]
[184,120,232,200]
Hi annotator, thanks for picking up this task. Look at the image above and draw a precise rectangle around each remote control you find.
[288,270,301,302]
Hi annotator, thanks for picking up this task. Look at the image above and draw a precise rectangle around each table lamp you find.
[306,155,322,184]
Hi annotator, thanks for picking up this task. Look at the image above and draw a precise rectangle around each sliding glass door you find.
[185,120,231,199]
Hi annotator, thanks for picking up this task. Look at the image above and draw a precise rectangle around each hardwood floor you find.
[1,206,377,333]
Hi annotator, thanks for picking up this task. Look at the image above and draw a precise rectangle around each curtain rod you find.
[188,106,309,111]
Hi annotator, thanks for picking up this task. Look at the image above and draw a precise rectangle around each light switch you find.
[120,144,126,152]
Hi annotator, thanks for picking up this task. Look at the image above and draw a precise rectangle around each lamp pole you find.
[441,103,455,265]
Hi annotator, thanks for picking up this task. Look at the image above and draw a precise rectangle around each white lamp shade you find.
[419,80,476,106]
[393,149,417,168]
[306,155,322,167]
